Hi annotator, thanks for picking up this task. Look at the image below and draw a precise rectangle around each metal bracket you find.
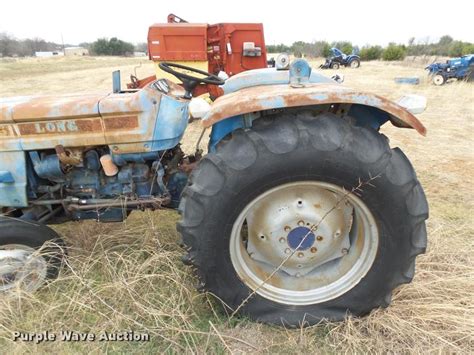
[243,112,260,128]
[289,59,312,88]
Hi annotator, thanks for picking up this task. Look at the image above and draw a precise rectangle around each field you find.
[0,56,473,353]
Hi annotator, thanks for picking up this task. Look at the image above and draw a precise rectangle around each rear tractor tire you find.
[178,111,428,326]
[349,58,361,68]
[330,62,340,69]
[433,73,446,86]
[0,217,66,293]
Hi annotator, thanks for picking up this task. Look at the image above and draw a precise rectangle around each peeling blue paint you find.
[151,95,189,151]
[0,151,27,207]
[349,94,382,107]
[209,115,244,152]
[309,93,330,101]
[259,96,286,110]
[0,171,14,183]
[222,68,334,94]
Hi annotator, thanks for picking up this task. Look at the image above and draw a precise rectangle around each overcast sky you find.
[1,0,472,46]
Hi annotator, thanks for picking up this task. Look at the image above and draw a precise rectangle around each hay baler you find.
[0,59,429,326]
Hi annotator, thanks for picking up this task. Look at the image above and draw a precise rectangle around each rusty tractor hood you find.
[0,88,157,124]
[0,81,192,152]
[0,93,107,123]
[203,83,427,135]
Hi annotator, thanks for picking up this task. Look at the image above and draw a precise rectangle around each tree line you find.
[2,32,472,60]
[0,33,147,57]
[0,34,66,57]
[267,36,474,61]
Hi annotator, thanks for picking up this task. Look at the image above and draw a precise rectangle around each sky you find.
[0,0,472,47]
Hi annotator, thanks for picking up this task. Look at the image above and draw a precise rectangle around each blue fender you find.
[346,55,360,62]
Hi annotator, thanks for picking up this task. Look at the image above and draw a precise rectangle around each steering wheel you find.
[159,62,225,99]
[129,75,139,88]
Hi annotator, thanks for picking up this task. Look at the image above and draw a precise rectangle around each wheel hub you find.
[246,185,353,276]
[287,226,315,250]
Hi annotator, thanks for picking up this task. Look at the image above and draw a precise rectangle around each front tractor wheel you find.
[0,218,66,293]
[178,112,428,326]
[330,62,340,69]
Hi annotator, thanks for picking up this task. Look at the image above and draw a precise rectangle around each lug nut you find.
[284,226,291,232]
[279,237,286,244]
[285,248,291,254]
[310,247,317,253]
[317,235,323,241]
[297,220,305,226]
[297,252,304,258]
[341,248,349,255]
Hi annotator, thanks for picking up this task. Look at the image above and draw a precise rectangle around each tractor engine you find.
[21,146,191,222]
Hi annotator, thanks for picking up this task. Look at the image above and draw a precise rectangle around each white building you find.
[35,51,64,57]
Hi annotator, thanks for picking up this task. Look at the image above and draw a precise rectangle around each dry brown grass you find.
[0,56,473,353]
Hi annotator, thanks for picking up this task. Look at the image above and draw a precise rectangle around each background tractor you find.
[425,54,474,85]
[0,57,428,327]
[320,47,361,69]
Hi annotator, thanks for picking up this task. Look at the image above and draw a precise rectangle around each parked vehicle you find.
[0,59,428,326]
[425,54,474,85]
[320,48,361,69]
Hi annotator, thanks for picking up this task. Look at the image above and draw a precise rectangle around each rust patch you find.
[0,125,14,137]
[203,83,427,136]
[12,94,104,122]
[76,119,102,132]
[103,115,139,131]
[251,262,284,289]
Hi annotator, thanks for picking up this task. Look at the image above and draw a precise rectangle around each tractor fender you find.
[202,83,427,136]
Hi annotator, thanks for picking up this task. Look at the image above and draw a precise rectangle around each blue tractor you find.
[0,59,428,326]
[320,47,361,69]
[425,54,474,85]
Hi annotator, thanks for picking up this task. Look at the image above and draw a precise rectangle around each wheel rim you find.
[230,181,379,305]
[433,75,444,85]
[350,60,359,68]
[0,244,48,292]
